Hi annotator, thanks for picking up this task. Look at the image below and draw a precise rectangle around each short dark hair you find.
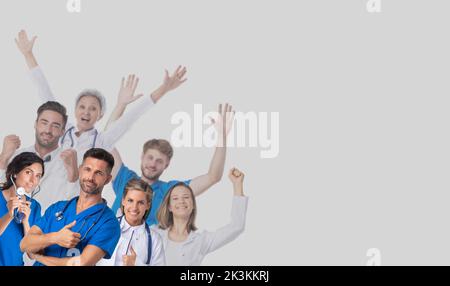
[0,152,45,190]
[37,101,68,129]
[82,148,115,174]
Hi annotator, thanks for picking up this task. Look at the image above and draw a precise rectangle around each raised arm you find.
[110,148,123,181]
[189,103,235,196]
[15,29,38,69]
[201,168,248,254]
[104,75,143,131]
[103,66,187,140]
[60,149,79,182]
[0,135,21,171]
[15,29,55,102]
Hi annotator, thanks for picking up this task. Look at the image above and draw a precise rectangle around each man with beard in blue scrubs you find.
[20,148,120,266]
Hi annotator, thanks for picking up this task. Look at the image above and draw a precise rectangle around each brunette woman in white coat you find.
[154,167,248,266]
[97,178,165,266]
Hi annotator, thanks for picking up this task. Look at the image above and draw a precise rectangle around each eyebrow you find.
[24,167,42,176]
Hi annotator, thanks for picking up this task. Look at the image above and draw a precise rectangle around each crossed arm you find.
[20,224,105,266]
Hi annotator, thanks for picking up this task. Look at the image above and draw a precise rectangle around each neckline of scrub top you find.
[70,196,107,220]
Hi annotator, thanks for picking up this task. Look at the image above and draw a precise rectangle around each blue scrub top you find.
[112,164,191,226]
[34,197,120,266]
[0,189,42,266]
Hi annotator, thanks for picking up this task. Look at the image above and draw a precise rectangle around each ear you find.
[164,160,171,170]
[105,174,113,185]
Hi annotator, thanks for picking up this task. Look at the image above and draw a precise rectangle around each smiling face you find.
[75,95,102,132]
[140,149,170,182]
[35,110,65,149]
[15,163,43,194]
[168,185,195,219]
[122,189,151,226]
[79,157,112,195]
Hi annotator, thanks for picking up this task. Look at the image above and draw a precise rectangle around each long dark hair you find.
[0,152,45,190]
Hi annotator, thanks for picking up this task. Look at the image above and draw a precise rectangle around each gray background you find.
[0,0,449,265]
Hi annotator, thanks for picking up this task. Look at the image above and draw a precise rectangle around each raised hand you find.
[0,135,21,169]
[60,149,77,169]
[211,103,235,145]
[229,168,244,185]
[1,135,21,159]
[15,30,37,55]
[151,66,188,103]
[228,168,245,196]
[117,74,143,106]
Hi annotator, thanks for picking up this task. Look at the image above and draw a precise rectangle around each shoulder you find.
[30,198,42,209]
[116,164,139,179]
[102,207,121,228]
[150,225,166,237]
[156,180,188,191]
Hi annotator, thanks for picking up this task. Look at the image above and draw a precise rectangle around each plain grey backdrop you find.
[1,0,449,265]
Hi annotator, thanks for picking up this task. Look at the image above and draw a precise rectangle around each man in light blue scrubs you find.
[20,148,120,266]
[110,103,235,226]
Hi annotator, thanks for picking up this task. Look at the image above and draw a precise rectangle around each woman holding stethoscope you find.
[154,167,249,266]
[16,29,188,162]
[97,178,165,266]
[0,152,44,266]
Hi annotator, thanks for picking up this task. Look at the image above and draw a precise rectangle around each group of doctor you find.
[0,30,249,266]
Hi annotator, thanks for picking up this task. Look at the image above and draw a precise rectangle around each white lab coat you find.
[97,217,166,266]
[29,66,155,164]
[152,195,249,266]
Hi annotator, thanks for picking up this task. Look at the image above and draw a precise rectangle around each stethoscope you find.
[55,197,107,241]
[2,175,42,200]
[118,215,152,265]
[1,175,41,224]
[60,126,99,148]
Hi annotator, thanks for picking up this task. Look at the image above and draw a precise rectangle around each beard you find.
[141,165,163,182]
[80,179,102,195]
[36,132,59,149]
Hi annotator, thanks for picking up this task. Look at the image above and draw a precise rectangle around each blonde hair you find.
[157,182,197,232]
[143,139,174,160]
[121,178,153,220]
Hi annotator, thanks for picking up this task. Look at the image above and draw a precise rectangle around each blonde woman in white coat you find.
[97,179,165,266]
[154,168,248,266]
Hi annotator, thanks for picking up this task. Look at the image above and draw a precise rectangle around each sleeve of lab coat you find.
[97,96,155,151]
[200,196,249,255]
[28,66,56,102]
